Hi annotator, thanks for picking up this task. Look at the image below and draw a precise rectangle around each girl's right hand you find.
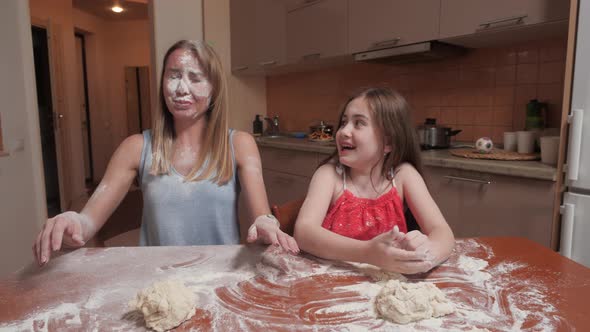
[33,211,88,266]
[366,229,434,274]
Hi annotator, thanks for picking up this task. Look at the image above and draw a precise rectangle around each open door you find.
[125,66,152,135]
[75,34,94,186]
[31,18,70,214]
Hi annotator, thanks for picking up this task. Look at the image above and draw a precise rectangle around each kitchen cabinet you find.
[439,0,570,40]
[348,0,441,54]
[424,166,555,247]
[230,0,287,74]
[230,0,255,73]
[263,169,311,206]
[254,0,287,71]
[260,147,321,205]
[286,0,348,63]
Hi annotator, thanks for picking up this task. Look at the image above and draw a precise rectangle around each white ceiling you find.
[73,0,148,21]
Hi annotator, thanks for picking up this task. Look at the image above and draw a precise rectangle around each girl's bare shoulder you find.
[314,161,340,180]
[395,162,423,182]
[313,162,345,200]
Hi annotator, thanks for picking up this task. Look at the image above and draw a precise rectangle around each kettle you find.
[416,118,462,149]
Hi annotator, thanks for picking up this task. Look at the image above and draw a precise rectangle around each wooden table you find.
[1,237,589,331]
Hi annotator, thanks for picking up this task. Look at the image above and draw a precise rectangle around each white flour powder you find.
[0,240,572,331]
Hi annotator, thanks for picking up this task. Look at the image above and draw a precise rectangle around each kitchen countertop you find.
[1,238,589,331]
[256,137,557,181]
[256,136,338,154]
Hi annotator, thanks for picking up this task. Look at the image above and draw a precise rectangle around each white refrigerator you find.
[560,0,590,268]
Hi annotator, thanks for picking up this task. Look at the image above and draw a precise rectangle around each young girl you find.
[294,88,454,274]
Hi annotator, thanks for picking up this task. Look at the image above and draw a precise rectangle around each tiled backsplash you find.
[266,39,566,143]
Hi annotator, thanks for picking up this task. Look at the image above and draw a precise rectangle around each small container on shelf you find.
[252,114,263,137]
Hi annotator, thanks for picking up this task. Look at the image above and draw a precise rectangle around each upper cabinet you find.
[286,0,348,63]
[230,0,287,74]
[348,0,441,54]
[439,0,570,39]
[255,0,287,70]
[230,0,570,75]
[230,0,255,73]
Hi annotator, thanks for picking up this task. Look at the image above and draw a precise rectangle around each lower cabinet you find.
[424,166,555,247]
[263,169,311,206]
[259,147,326,206]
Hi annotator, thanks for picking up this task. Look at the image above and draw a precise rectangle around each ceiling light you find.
[111,0,124,13]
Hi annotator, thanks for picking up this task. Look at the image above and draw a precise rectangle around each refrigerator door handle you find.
[566,109,584,181]
[559,203,575,258]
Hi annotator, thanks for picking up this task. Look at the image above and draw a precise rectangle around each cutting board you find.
[450,148,540,161]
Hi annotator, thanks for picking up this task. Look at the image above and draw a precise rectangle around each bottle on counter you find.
[253,114,263,136]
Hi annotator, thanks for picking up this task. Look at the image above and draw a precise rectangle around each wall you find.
[69,10,151,181]
[102,20,152,147]
[267,39,567,143]
[203,0,267,132]
[149,0,203,114]
[0,0,47,277]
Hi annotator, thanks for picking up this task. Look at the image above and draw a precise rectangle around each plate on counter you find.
[450,148,540,161]
[308,137,335,143]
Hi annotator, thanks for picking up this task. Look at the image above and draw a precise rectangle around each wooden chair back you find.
[95,189,143,246]
[271,198,304,236]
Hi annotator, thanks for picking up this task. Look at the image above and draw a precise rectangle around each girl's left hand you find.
[247,215,300,254]
[399,230,437,265]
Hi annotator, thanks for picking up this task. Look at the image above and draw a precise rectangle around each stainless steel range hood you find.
[354,41,466,64]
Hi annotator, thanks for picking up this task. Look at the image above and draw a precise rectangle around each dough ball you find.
[375,280,454,324]
[129,279,196,331]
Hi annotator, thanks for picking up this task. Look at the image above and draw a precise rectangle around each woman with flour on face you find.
[33,40,298,265]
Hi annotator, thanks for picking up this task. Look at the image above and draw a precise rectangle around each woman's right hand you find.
[33,211,89,266]
[366,229,433,274]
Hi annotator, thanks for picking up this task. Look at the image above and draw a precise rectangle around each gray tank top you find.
[138,130,240,246]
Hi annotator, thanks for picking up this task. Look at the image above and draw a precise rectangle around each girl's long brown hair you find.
[150,40,232,185]
[322,87,423,179]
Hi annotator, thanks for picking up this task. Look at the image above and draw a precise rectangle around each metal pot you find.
[417,118,461,149]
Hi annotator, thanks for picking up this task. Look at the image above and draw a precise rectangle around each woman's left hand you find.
[247,215,300,254]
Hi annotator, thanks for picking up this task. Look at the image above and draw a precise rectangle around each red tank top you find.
[321,171,407,240]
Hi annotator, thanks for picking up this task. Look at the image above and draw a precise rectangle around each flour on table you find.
[375,279,455,324]
[346,262,408,283]
[458,255,489,272]
[129,279,195,332]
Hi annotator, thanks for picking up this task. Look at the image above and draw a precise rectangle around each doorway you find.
[31,25,60,217]
[75,33,94,187]
[125,66,151,135]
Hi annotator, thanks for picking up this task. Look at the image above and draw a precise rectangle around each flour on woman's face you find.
[163,48,213,120]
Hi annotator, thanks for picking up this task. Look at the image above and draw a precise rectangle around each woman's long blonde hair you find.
[150,40,232,185]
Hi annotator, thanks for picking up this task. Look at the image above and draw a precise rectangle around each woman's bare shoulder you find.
[112,134,144,169]
[232,130,257,151]
[231,131,260,166]
[117,134,144,154]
